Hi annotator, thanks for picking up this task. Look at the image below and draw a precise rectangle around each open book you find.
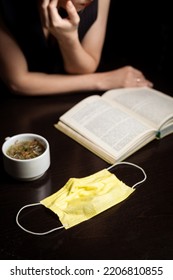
[55,87,173,164]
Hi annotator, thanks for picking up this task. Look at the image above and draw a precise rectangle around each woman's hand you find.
[97,66,153,90]
[39,0,80,39]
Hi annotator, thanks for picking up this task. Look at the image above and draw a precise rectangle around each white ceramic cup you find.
[2,133,51,181]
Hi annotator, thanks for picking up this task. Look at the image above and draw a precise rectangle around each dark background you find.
[99,1,173,95]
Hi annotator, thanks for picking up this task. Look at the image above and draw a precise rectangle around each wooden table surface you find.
[0,91,173,260]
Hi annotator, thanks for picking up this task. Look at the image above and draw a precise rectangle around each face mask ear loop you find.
[16,202,64,235]
[107,161,147,189]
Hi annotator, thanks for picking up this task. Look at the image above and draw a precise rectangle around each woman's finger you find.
[65,1,80,26]
[39,0,50,28]
[48,0,63,26]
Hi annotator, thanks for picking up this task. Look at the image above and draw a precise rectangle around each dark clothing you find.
[0,0,98,73]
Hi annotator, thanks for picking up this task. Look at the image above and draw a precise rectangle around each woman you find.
[0,0,152,96]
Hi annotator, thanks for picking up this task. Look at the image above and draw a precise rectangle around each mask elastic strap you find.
[107,161,147,189]
[16,202,64,235]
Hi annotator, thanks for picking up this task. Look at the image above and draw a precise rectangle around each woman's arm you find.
[0,7,153,96]
[0,14,96,95]
[39,0,110,74]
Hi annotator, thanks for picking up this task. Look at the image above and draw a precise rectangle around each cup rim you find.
[2,133,49,162]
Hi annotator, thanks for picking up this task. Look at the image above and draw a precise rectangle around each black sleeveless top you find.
[0,0,98,73]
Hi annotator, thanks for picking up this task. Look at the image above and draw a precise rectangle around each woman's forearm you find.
[41,0,107,74]
[57,34,99,74]
[7,66,153,96]
[7,71,99,96]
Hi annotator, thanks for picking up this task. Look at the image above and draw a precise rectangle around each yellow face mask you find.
[41,168,134,229]
[16,162,146,235]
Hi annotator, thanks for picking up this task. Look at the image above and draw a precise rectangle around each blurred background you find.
[99,1,173,95]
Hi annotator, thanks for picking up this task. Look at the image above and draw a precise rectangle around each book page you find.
[59,96,154,158]
[102,87,173,128]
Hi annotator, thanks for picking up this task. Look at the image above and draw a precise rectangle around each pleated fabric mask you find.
[16,162,146,235]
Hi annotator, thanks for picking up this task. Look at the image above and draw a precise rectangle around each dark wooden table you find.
[0,90,173,260]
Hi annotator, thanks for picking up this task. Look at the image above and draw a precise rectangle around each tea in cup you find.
[2,133,51,181]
